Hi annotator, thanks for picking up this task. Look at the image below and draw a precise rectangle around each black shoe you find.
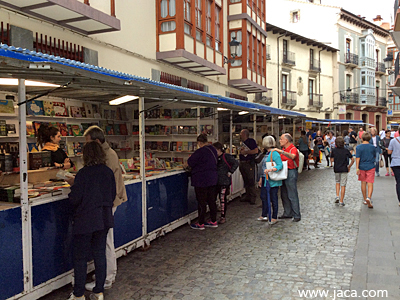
[292,218,301,222]
[278,215,292,219]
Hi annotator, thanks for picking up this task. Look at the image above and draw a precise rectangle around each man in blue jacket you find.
[369,128,382,176]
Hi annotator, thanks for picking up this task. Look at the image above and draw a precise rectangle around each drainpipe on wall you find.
[277,32,287,109]
[319,49,323,115]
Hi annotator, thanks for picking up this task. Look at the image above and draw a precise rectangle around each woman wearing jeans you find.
[388,129,400,206]
[68,142,116,300]
[257,136,283,225]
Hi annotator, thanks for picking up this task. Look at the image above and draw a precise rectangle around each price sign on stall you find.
[306,122,312,130]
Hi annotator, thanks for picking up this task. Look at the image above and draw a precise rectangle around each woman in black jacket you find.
[37,123,73,169]
[67,141,116,300]
[213,142,239,224]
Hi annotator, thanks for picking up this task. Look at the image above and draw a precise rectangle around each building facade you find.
[266,0,390,128]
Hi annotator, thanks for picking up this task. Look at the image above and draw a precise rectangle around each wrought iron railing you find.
[395,53,400,80]
[376,62,386,73]
[281,90,297,106]
[282,51,295,65]
[0,22,9,45]
[309,59,321,72]
[309,94,323,107]
[34,33,84,62]
[255,89,273,105]
[377,97,387,107]
[344,53,359,65]
[339,92,359,104]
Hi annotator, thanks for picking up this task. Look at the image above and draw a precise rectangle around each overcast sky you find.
[323,0,394,24]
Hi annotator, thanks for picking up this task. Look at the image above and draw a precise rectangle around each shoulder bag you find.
[266,150,288,181]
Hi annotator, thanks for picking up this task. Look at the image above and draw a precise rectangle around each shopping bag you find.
[379,157,384,168]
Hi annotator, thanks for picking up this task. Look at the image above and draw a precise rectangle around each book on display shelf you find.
[0,100,15,114]
[83,103,94,118]
[113,124,121,135]
[92,104,101,119]
[26,122,35,137]
[70,106,83,118]
[119,124,128,135]
[6,124,16,135]
[27,100,44,116]
[53,102,68,117]
[43,101,54,116]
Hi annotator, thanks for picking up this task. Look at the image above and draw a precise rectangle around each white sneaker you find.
[85,280,112,291]
[89,293,104,300]
[92,274,115,284]
[67,293,85,300]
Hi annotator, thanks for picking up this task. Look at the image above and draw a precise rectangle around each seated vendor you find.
[37,124,73,170]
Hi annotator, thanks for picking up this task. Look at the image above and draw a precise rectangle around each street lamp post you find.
[224,37,241,65]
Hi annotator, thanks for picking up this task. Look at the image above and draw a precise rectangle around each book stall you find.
[0,45,306,300]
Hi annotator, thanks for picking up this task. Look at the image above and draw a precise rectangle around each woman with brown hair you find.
[37,123,72,169]
[67,141,116,300]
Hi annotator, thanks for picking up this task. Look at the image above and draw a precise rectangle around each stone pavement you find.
[40,162,400,300]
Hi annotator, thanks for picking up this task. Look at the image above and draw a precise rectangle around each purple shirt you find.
[187,145,218,187]
[239,138,257,161]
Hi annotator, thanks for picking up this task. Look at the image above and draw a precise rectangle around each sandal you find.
[366,197,373,209]
[363,200,367,205]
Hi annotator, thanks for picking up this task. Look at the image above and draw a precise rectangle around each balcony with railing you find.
[309,94,323,107]
[254,89,273,105]
[266,45,271,60]
[339,92,359,104]
[309,59,321,73]
[0,0,120,35]
[282,51,295,66]
[281,90,297,107]
[392,53,400,97]
[377,97,387,107]
[360,95,376,105]
[376,62,386,75]
[360,57,376,69]
[344,53,359,67]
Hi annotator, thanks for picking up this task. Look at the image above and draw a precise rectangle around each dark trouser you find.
[260,177,279,221]
[280,168,301,219]
[384,151,392,169]
[325,154,330,166]
[195,185,218,224]
[392,166,400,203]
[217,185,230,218]
[73,228,109,297]
[300,150,309,169]
[375,151,380,174]
[239,161,256,204]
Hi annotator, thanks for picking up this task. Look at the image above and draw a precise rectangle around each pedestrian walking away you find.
[330,137,354,206]
[82,126,128,291]
[187,134,219,230]
[257,136,283,224]
[380,130,393,176]
[349,127,358,155]
[238,129,259,205]
[212,142,239,224]
[67,142,116,300]
[369,128,382,177]
[388,128,400,206]
[275,134,301,222]
[356,132,376,208]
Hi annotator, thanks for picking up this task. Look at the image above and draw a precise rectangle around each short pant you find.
[335,172,348,186]
[358,168,375,183]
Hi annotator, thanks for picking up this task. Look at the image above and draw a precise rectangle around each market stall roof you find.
[218,96,306,118]
[306,119,374,126]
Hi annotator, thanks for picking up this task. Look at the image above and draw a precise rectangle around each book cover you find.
[190,108,197,118]
[105,125,114,135]
[27,143,39,152]
[132,125,139,135]
[163,109,172,119]
[26,122,35,137]
[182,142,189,151]
[183,126,190,134]
[43,101,55,116]
[103,109,111,120]
[33,121,43,136]
[118,140,130,149]
[53,102,68,116]
[110,108,116,120]
[172,109,179,119]
[83,103,93,118]
[66,142,74,156]
[189,126,197,134]
[81,123,91,133]
[71,124,83,137]
[178,126,184,135]
[162,142,169,151]
[113,124,121,135]
[176,141,182,151]
[73,142,82,156]
[80,106,87,118]
[70,106,82,118]
[0,100,15,114]
[6,124,16,135]
[92,104,101,119]
[164,126,171,135]
[119,124,128,135]
[171,126,178,135]
[27,100,44,116]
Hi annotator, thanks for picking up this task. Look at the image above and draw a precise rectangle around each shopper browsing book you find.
[36,123,73,170]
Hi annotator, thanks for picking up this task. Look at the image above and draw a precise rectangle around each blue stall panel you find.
[31,199,73,287]
[147,173,197,233]
[0,207,23,300]
[114,182,142,248]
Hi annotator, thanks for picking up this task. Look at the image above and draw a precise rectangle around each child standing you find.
[313,142,320,168]
[330,137,354,206]
[323,141,331,167]
[356,132,376,208]
[68,142,116,300]
[212,142,239,224]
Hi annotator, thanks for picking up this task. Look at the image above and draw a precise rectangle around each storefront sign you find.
[338,105,346,114]
[306,122,312,129]
[388,109,393,116]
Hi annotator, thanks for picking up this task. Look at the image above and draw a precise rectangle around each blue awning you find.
[306,119,369,125]
[218,96,306,117]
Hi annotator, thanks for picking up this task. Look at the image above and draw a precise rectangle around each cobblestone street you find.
[41,163,400,300]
